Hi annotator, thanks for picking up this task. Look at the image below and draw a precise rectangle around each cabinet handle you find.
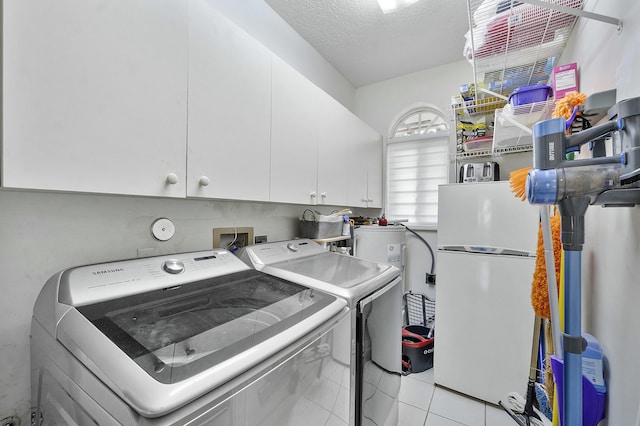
[368,198,374,203]
[310,191,317,198]
[321,192,327,199]
[166,173,179,185]
[361,198,368,203]
[199,176,210,186]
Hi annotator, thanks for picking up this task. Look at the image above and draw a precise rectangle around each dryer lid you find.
[260,252,400,306]
[272,252,391,288]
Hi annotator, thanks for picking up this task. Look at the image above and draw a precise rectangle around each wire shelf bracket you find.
[519,0,623,32]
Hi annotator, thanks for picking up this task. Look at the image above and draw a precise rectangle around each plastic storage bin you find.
[402,325,434,374]
[299,210,343,239]
[402,291,435,374]
[492,108,533,149]
[463,135,493,152]
[508,84,552,107]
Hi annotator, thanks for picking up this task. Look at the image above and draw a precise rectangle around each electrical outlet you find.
[255,235,267,244]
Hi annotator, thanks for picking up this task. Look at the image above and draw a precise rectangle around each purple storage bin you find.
[508,84,552,106]
[550,355,606,426]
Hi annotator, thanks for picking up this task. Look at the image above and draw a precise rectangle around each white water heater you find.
[354,225,406,285]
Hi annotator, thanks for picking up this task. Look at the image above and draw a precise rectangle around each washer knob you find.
[162,259,185,274]
[286,243,298,252]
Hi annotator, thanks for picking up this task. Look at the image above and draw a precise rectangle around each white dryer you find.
[31,250,350,425]
[238,239,403,426]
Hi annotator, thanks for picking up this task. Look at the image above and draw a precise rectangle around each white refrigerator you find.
[434,181,539,404]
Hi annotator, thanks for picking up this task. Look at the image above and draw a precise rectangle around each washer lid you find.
[74,269,336,384]
[56,268,346,417]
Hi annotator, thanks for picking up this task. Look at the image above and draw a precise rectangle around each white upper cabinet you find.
[347,117,383,208]
[2,0,188,197]
[2,1,383,207]
[270,56,320,205]
[187,0,271,201]
[366,132,383,208]
[270,57,381,208]
[316,91,350,207]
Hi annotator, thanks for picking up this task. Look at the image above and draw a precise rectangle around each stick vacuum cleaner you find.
[526,97,640,426]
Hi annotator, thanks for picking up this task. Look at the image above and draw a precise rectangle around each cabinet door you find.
[366,131,383,208]
[346,118,369,208]
[187,1,271,201]
[270,56,319,205]
[347,118,383,208]
[2,0,188,197]
[317,91,350,207]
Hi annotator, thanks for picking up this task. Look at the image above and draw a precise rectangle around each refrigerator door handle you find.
[439,245,535,257]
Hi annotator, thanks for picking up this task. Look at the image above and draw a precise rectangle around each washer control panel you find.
[58,250,250,306]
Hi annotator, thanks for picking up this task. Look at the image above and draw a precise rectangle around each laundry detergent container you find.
[550,333,606,426]
[402,325,434,374]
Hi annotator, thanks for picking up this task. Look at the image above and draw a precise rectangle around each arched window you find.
[390,107,449,138]
[387,105,449,226]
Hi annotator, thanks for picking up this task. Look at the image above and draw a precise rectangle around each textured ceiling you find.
[264,0,471,87]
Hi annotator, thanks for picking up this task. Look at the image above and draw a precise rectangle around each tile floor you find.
[399,368,518,426]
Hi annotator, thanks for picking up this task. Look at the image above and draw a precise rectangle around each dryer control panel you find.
[239,239,325,266]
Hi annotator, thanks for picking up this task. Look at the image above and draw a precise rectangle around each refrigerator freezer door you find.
[433,250,535,404]
[437,182,539,255]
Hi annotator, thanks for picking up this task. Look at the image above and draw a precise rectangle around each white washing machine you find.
[238,239,403,426]
[31,250,350,425]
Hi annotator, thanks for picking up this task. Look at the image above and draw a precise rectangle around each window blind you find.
[386,134,449,225]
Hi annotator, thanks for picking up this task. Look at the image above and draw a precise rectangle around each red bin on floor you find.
[401,325,434,374]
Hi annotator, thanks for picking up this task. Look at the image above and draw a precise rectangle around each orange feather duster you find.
[509,167,561,318]
[531,214,561,319]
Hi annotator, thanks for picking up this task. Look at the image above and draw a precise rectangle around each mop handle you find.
[541,205,563,358]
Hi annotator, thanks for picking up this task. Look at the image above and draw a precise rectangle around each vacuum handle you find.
[567,119,621,148]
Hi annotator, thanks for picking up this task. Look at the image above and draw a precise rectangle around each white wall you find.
[355,59,473,138]
[207,0,356,111]
[354,60,473,293]
[560,0,640,423]
[404,229,437,299]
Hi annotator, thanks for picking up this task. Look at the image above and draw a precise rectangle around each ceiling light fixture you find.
[377,0,420,14]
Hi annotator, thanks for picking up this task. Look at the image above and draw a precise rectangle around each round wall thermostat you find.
[151,218,175,241]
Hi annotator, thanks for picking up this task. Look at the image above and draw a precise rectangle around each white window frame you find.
[386,106,450,229]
